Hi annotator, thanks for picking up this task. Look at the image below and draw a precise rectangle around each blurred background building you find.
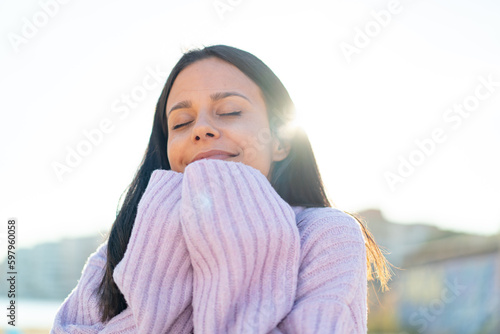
[0,235,105,300]
[361,209,500,334]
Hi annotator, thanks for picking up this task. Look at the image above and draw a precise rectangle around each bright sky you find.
[1,0,499,249]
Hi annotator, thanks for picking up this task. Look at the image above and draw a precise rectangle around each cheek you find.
[236,129,274,171]
[167,139,182,171]
[238,125,274,154]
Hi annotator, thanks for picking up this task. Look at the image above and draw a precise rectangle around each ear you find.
[271,136,291,162]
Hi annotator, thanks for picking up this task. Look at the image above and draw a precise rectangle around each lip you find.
[190,150,239,164]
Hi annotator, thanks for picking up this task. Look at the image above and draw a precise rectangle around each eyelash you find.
[172,111,242,130]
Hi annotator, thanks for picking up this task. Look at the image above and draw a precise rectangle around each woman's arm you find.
[270,209,368,334]
[112,170,194,333]
[179,159,301,333]
[52,170,194,333]
[51,241,137,333]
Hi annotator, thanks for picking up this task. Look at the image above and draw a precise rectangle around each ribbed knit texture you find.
[51,159,367,333]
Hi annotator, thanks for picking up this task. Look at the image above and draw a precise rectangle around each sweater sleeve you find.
[51,241,138,333]
[270,209,368,334]
[51,169,194,334]
[112,169,194,333]
[179,159,301,334]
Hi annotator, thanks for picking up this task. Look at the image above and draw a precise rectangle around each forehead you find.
[166,58,264,109]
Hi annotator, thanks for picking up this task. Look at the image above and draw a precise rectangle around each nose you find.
[191,114,220,141]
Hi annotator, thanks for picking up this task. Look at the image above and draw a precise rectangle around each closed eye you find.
[220,111,241,116]
[171,111,242,130]
[172,121,192,130]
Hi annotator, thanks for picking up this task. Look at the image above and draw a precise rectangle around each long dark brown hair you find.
[96,44,393,322]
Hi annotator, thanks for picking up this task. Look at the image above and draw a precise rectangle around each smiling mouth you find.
[191,152,239,164]
[200,154,237,161]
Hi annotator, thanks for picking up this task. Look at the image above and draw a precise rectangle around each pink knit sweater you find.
[51,159,367,333]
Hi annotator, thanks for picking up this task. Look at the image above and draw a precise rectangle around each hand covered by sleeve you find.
[112,169,194,333]
[179,159,301,333]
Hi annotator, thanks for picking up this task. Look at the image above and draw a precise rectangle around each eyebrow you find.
[167,91,251,117]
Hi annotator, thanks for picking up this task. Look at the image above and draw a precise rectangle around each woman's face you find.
[166,57,288,177]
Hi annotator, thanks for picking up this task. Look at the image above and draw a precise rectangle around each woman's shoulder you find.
[84,239,109,270]
[292,205,358,226]
[292,206,366,269]
[292,206,364,244]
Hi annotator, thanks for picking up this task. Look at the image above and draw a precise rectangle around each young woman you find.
[51,44,392,333]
